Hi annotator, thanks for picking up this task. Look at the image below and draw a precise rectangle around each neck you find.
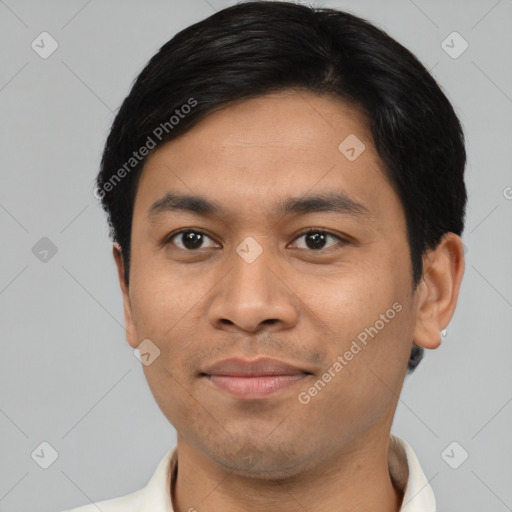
[171,431,404,512]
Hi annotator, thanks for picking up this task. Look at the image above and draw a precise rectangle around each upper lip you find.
[201,357,312,377]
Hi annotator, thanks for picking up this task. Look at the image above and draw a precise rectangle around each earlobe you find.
[412,233,465,350]
[112,243,139,348]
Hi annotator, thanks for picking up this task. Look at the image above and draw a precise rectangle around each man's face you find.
[122,90,421,477]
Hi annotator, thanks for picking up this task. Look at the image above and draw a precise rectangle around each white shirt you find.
[63,434,435,511]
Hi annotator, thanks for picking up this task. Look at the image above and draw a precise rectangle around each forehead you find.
[134,90,401,227]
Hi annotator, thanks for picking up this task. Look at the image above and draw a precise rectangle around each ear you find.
[112,243,139,348]
[412,233,465,350]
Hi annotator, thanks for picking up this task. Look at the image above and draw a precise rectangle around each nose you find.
[207,241,300,334]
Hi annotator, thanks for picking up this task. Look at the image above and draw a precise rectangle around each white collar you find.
[71,434,436,511]
[389,435,436,511]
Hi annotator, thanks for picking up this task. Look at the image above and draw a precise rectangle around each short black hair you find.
[96,1,467,373]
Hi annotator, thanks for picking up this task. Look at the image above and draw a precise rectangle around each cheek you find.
[303,262,397,335]
[295,307,411,438]
[141,359,199,436]
[305,265,413,400]
[129,255,207,339]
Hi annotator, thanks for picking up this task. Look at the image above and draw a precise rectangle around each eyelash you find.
[163,228,348,252]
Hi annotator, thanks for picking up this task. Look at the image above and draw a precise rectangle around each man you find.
[67,1,466,510]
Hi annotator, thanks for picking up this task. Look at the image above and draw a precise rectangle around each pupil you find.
[183,231,203,249]
[306,232,326,250]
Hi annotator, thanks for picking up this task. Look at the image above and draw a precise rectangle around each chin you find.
[205,436,316,480]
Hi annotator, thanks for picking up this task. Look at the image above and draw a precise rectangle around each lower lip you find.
[205,374,308,399]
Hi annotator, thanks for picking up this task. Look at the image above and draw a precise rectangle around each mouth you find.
[200,357,313,400]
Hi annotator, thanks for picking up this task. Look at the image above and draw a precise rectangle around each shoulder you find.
[61,488,144,512]
[59,446,176,512]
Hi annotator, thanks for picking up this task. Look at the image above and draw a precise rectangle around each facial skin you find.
[113,89,465,512]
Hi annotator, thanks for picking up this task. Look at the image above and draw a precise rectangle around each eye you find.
[164,228,347,252]
[166,229,219,251]
[290,229,346,251]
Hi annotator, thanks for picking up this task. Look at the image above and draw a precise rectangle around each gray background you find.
[1,0,511,510]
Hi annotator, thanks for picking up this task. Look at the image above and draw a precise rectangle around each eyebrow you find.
[147,191,370,221]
